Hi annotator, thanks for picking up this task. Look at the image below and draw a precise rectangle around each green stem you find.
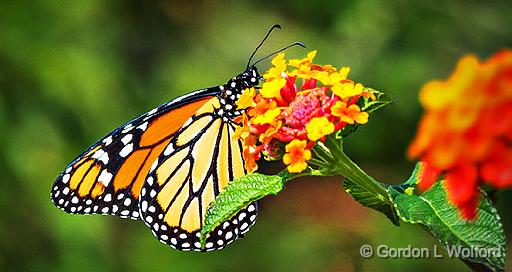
[321,136,390,201]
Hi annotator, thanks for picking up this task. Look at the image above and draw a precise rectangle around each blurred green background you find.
[1,0,511,271]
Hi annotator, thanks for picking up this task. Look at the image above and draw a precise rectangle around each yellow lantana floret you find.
[263,53,286,80]
[316,68,350,86]
[236,87,256,109]
[289,50,317,68]
[252,108,281,125]
[333,82,364,99]
[305,117,335,141]
[261,77,286,99]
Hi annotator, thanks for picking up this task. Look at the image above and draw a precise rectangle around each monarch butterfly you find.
[50,25,304,252]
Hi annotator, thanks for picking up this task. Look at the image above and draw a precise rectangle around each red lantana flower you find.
[408,50,512,219]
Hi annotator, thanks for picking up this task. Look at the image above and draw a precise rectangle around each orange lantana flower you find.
[408,49,512,219]
[283,140,312,173]
[242,135,262,173]
[234,51,376,173]
[331,101,369,124]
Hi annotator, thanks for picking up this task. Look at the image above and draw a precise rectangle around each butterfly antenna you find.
[251,41,306,67]
[246,24,282,69]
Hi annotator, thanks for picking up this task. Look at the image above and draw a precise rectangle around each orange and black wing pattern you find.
[139,96,258,251]
[50,89,217,219]
[51,66,262,251]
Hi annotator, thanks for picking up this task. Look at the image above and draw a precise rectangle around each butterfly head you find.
[218,24,304,118]
[218,66,261,117]
[238,66,261,87]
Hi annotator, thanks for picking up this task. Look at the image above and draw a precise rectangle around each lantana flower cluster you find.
[408,50,512,219]
[234,51,375,173]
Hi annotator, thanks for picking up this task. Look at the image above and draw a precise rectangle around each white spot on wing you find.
[103,136,113,146]
[104,193,112,202]
[62,174,70,184]
[119,143,134,157]
[163,143,174,156]
[147,108,158,116]
[121,134,133,145]
[146,176,153,186]
[137,122,148,131]
[92,149,105,160]
[238,212,246,221]
[240,222,248,230]
[98,152,109,164]
[122,123,134,133]
[98,169,113,187]
[150,158,159,172]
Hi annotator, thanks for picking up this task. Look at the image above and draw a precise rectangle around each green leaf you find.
[343,178,400,226]
[200,173,286,247]
[360,88,392,113]
[389,180,506,271]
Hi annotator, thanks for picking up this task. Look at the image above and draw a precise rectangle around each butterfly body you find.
[51,66,261,251]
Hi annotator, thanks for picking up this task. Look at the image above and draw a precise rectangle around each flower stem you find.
[322,136,390,200]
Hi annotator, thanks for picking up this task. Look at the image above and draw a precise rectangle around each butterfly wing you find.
[139,96,258,251]
[50,88,218,219]
[52,67,262,252]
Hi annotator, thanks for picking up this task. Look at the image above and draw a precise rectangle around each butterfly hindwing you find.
[139,92,259,251]
[51,89,217,219]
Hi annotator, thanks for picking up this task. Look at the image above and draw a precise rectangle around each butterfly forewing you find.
[51,89,217,219]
